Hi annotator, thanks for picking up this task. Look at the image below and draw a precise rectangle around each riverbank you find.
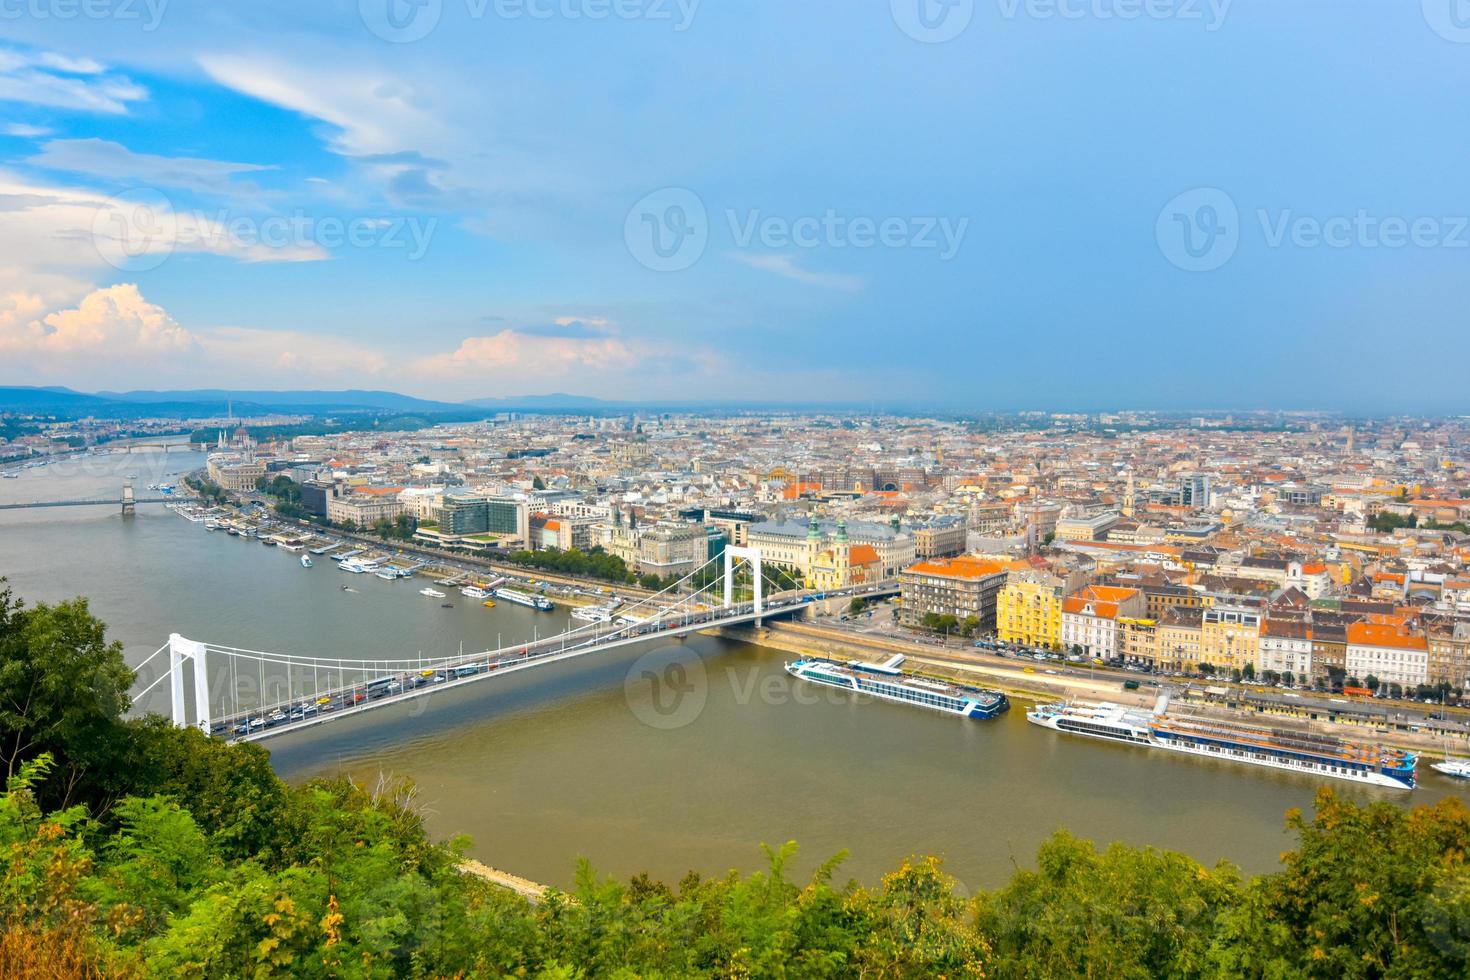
[716,620,1468,763]
[459,859,551,902]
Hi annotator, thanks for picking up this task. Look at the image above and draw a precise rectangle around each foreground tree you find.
[1209,790,1470,978]
[0,583,133,809]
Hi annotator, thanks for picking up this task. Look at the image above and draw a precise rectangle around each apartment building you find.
[1346,622,1429,688]
[1199,605,1262,673]
[1258,618,1313,678]
[996,565,1086,649]
[898,556,1008,633]
[1061,585,1145,659]
[326,488,405,527]
[206,455,266,492]
[1055,510,1120,542]
[1157,606,1203,671]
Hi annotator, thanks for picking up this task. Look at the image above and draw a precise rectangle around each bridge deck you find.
[206,582,898,743]
[0,497,175,510]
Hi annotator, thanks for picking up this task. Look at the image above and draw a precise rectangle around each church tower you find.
[1122,470,1136,518]
[834,519,851,587]
[805,514,822,586]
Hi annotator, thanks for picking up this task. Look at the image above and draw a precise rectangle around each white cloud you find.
[730,253,865,291]
[200,327,391,379]
[0,48,145,114]
[0,283,195,358]
[30,139,274,194]
[0,173,329,273]
[4,123,51,138]
[197,54,437,159]
[415,329,642,378]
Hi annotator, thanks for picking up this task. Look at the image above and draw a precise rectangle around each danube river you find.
[2,449,1464,891]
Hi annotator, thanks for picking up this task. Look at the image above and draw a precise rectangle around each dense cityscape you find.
[128,409,1470,698]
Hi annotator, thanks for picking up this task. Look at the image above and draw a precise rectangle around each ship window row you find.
[859,680,964,709]
[1057,719,1150,742]
[1160,732,1377,773]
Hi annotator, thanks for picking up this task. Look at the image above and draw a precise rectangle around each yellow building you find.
[1117,617,1159,667]
[997,567,1079,649]
[1199,605,1262,673]
[1157,606,1203,671]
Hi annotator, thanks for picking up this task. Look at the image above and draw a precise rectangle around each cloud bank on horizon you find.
[0,1,1467,411]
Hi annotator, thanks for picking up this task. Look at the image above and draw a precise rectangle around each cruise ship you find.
[571,604,614,623]
[785,655,1009,720]
[494,588,555,611]
[1026,698,1416,790]
[460,585,490,599]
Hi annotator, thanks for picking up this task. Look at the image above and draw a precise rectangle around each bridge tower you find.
[121,479,135,517]
[722,546,763,626]
[167,634,212,733]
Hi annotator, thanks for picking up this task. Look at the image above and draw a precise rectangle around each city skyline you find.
[2,2,1469,410]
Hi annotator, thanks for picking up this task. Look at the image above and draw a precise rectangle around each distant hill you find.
[1,385,911,420]
[0,386,471,420]
[97,389,466,413]
[0,386,118,414]
[464,392,611,409]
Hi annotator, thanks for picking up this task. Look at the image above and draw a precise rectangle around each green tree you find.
[977,831,1240,979]
[0,585,133,808]
[1209,791,1470,978]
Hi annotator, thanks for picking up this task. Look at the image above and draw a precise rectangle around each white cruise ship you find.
[785,655,1009,720]
[1027,698,1416,790]
[495,588,555,611]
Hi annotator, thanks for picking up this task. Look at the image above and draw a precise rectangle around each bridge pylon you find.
[167,634,211,733]
[722,546,763,626]
[121,480,135,517]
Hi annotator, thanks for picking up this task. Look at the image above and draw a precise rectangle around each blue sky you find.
[0,0,1467,410]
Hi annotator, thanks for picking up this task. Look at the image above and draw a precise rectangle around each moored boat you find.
[1431,758,1470,779]
[785,655,1009,720]
[494,588,554,611]
[1026,698,1416,790]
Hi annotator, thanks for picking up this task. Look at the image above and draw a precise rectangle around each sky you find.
[0,0,1468,411]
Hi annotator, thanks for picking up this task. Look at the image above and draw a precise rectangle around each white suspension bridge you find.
[130,547,897,743]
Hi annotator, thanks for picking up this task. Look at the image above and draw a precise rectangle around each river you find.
[1,448,1463,892]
